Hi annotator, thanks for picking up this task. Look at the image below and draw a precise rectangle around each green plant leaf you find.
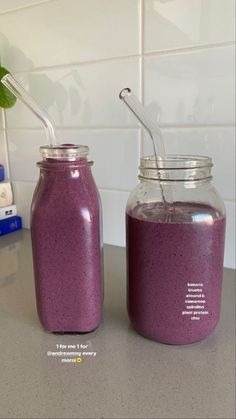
[0,66,17,109]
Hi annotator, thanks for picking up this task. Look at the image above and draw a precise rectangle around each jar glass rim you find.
[40,144,89,160]
[140,155,213,170]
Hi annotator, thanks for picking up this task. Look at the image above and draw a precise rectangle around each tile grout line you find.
[6,126,141,131]
[139,0,145,159]
[140,0,144,104]
[11,41,236,76]
[5,124,236,131]
[143,40,236,58]
[0,55,12,181]
[13,54,142,75]
[2,109,12,181]
[0,0,56,16]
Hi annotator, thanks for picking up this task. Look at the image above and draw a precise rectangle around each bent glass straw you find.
[119,88,173,206]
[119,87,165,158]
[1,73,57,146]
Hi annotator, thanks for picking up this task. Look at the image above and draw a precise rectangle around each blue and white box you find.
[0,216,22,236]
[0,164,5,182]
[0,204,17,220]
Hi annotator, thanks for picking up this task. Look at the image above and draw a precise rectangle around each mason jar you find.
[31,144,103,333]
[126,155,226,344]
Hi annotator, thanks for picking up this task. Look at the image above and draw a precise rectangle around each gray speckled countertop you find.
[0,230,235,419]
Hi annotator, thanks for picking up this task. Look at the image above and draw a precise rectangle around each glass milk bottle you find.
[31,144,103,333]
[126,155,226,344]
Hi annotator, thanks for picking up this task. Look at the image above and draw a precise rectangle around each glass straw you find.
[1,73,57,146]
[119,87,173,206]
[119,88,165,158]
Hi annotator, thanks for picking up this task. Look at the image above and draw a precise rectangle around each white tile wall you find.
[8,128,139,190]
[0,109,3,128]
[0,129,6,166]
[144,46,235,125]
[143,127,236,201]
[0,1,50,14]
[11,180,35,229]
[100,189,130,246]
[6,58,141,128]
[144,0,235,52]
[0,0,140,72]
[0,129,10,179]
[59,129,140,191]
[0,0,235,268]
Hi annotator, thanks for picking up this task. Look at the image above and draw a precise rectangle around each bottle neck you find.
[38,144,93,171]
[139,155,213,183]
[39,144,89,161]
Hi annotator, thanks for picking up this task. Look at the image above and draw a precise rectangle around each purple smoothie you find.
[126,203,226,344]
[31,158,103,332]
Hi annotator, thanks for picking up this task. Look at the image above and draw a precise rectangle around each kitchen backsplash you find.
[0,0,235,268]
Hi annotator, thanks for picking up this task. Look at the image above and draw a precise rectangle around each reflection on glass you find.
[192,213,214,224]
